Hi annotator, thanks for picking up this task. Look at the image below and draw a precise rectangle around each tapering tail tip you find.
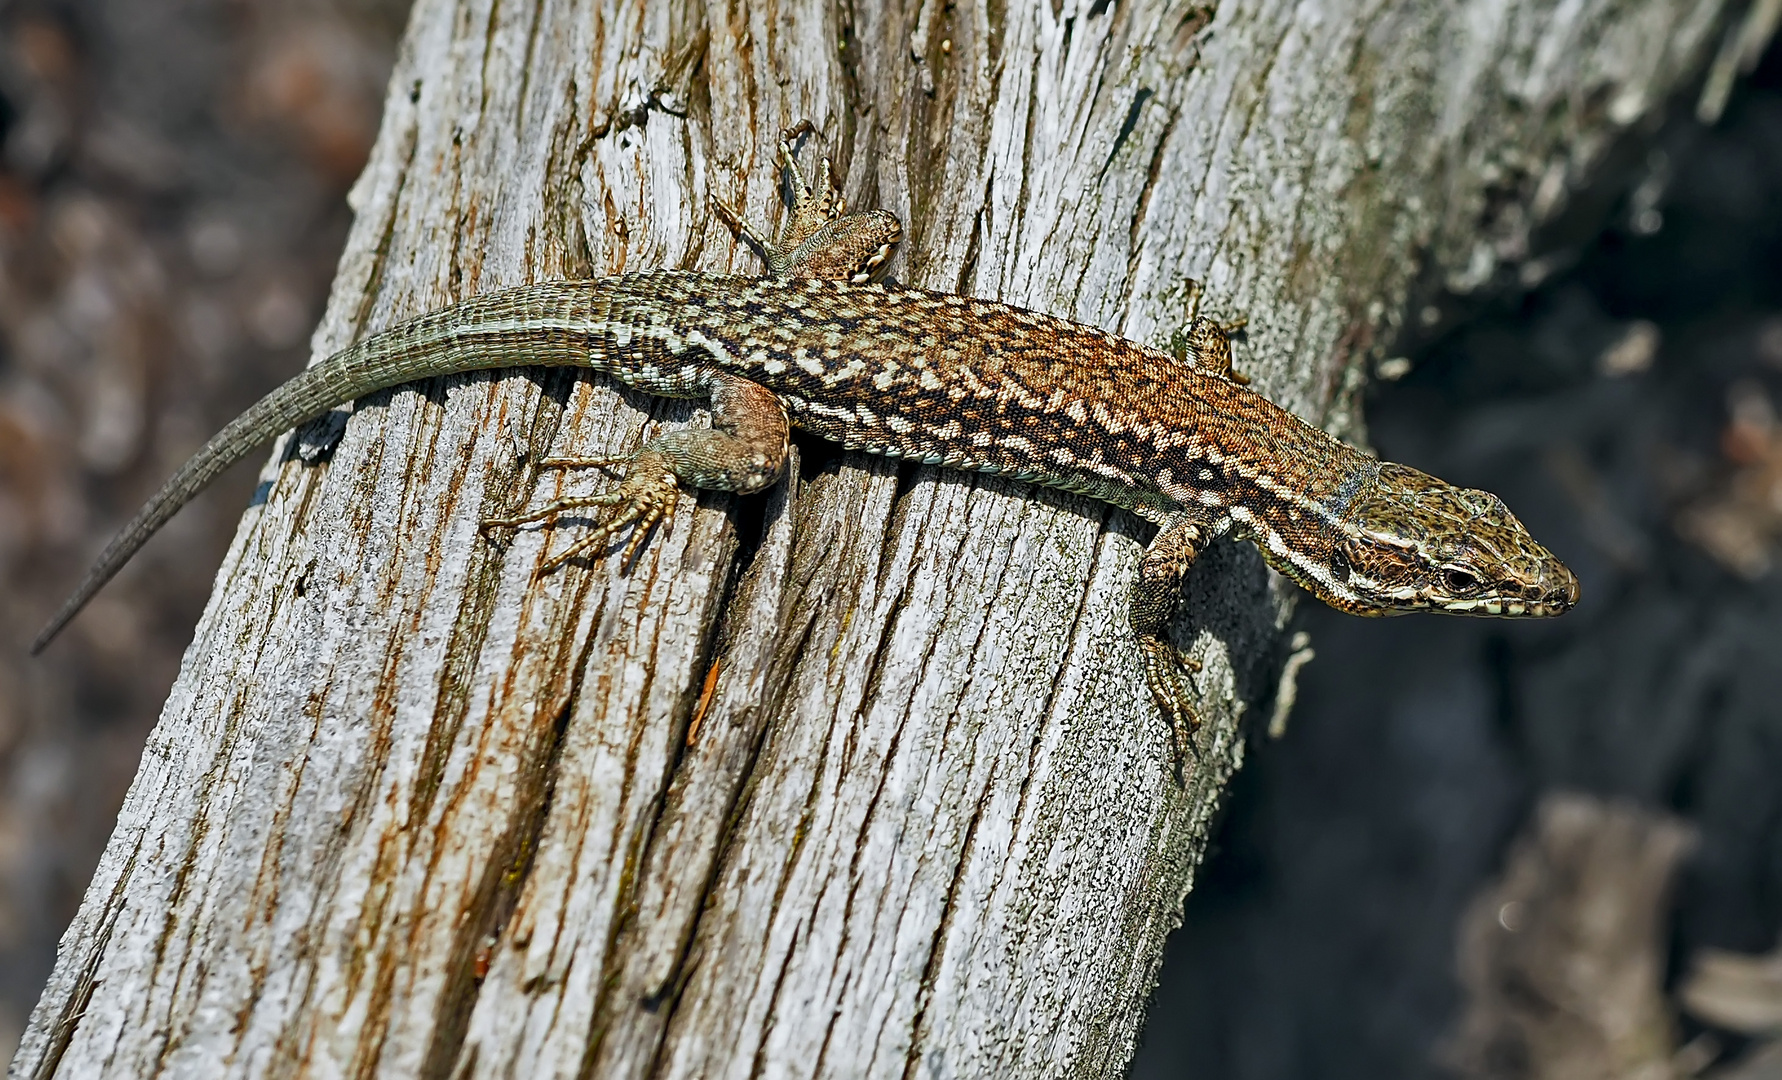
[31,584,99,655]
[31,610,73,655]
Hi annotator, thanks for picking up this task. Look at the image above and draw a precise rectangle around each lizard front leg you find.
[1130,511,1222,780]
[484,373,788,569]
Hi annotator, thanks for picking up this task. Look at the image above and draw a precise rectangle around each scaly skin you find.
[33,125,1577,777]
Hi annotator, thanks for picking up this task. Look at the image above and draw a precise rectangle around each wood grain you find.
[13,0,1741,1076]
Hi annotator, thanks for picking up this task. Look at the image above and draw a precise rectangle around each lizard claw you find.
[712,197,776,267]
[1138,637,1203,782]
[481,450,680,572]
[536,452,633,471]
[537,475,676,572]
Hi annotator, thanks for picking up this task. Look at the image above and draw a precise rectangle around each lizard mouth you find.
[1435,580,1579,617]
[1435,597,1571,617]
[1433,561,1581,617]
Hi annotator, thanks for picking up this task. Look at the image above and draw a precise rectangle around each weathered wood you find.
[12,0,1744,1076]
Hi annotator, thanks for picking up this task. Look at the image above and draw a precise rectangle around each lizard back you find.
[33,272,1370,650]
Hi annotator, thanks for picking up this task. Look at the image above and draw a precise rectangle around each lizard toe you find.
[1138,637,1203,781]
[534,467,679,573]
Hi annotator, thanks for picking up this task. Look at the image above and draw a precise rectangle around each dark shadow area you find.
[1136,35,1782,1080]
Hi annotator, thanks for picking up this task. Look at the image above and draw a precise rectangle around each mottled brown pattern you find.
[587,274,1363,518]
[34,270,1577,771]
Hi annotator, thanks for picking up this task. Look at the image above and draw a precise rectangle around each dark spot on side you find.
[1326,460,1378,519]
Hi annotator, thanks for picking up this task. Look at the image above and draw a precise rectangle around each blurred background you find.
[1,2,1778,1076]
[0,0,410,1058]
[1135,30,1782,1080]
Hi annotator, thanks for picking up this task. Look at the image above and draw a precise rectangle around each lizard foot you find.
[1138,636,1203,783]
[482,450,680,571]
[533,452,632,470]
[1170,316,1251,386]
[713,120,903,283]
[1172,278,1252,385]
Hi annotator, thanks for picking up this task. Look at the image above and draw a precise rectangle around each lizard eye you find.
[1442,567,1482,594]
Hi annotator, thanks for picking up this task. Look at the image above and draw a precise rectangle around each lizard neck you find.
[1143,378,1379,597]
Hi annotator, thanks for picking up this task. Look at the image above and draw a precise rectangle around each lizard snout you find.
[1532,561,1581,614]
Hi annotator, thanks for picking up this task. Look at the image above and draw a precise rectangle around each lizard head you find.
[1313,462,1579,617]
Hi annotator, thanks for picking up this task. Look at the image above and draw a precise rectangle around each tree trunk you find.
[11,0,1747,1076]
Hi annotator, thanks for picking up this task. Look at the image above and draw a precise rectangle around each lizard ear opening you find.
[1328,533,1426,611]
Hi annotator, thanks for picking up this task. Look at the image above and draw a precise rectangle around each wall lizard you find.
[32,125,1578,776]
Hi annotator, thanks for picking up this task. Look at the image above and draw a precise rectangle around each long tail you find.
[31,281,614,653]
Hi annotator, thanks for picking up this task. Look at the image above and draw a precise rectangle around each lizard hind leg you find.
[484,373,790,571]
[480,450,682,572]
[713,119,904,283]
[1170,315,1251,386]
[1170,277,1252,385]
